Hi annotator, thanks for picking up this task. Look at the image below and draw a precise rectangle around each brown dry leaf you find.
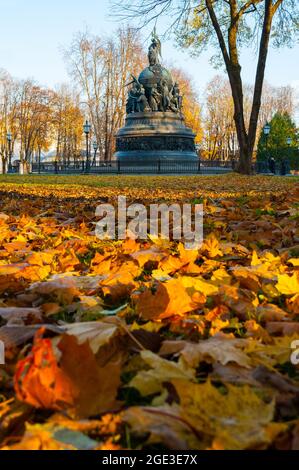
[211,364,261,387]
[265,322,299,336]
[124,406,204,450]
[29,276,81,304]
[41,303,61,317]
[58,334,122,418]
[59,319,122,354]
[215,285,258,320]
[178,334,252,369]
[0,324,64,349]
[231,267,261,291]
[256,304,288,322]
[159,340,189,357]
[0,307,42,323]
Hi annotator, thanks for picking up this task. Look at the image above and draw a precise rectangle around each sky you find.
[0,0,298,118]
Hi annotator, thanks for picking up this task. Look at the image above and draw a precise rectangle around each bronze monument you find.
[115,31,197,162]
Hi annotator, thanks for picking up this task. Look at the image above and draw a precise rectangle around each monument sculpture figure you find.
[148,29,162,66]
[115,31,197,161]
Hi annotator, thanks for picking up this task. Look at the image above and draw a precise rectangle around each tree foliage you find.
[203,76,296,160]
[257,111,299,164]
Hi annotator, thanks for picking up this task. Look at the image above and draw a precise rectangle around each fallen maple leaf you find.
[170,379,278,450]
[129,350,195,396]
[15,329,122,418]
[276,273,299,296]
[162,334,252,369]
[134,278,196,320]
[14,331,75,410]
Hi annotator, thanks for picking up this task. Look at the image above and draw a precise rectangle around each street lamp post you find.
[263,123,271,173]
[83,120,91,173]
[92,140,98,167]
[6,132,12,173]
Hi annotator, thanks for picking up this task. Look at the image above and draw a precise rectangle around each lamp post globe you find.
[83,120,91,135]
[286,137,292,146]
[263,123,271,136]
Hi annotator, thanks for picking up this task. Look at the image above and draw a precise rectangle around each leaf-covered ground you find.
[0,174,299,450]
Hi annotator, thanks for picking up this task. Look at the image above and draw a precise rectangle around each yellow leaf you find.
[129,350,195,396]
[201,234,223,258]
[288,258,299,267]
[276,273,299,296]
[171,379,275,450]
[181,276,218,296]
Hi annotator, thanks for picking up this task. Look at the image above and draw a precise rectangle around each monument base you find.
[115,112,198,162]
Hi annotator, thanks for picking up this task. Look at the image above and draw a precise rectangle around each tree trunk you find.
[248,0,273,158]
[227,67,252,174]
[206,0,275,175]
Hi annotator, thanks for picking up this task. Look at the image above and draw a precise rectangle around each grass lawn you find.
[0,173,298,201]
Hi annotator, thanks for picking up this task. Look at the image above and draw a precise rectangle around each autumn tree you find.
[52,85,84,163]
[203,75,297,160]
[16,80,53,173]
[113,0,299,174]
[259,83,296,127]
[0,70,19,173]
[64,26,146,161]
[203,76,237,160]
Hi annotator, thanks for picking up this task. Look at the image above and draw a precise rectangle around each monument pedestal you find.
[115,112,197,161]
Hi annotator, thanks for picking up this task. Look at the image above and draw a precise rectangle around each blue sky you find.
[0,0,298,109]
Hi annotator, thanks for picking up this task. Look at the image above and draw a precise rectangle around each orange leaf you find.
[135,278,195,320]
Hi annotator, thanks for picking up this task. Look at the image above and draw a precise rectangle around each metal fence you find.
[30,159,233,175]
